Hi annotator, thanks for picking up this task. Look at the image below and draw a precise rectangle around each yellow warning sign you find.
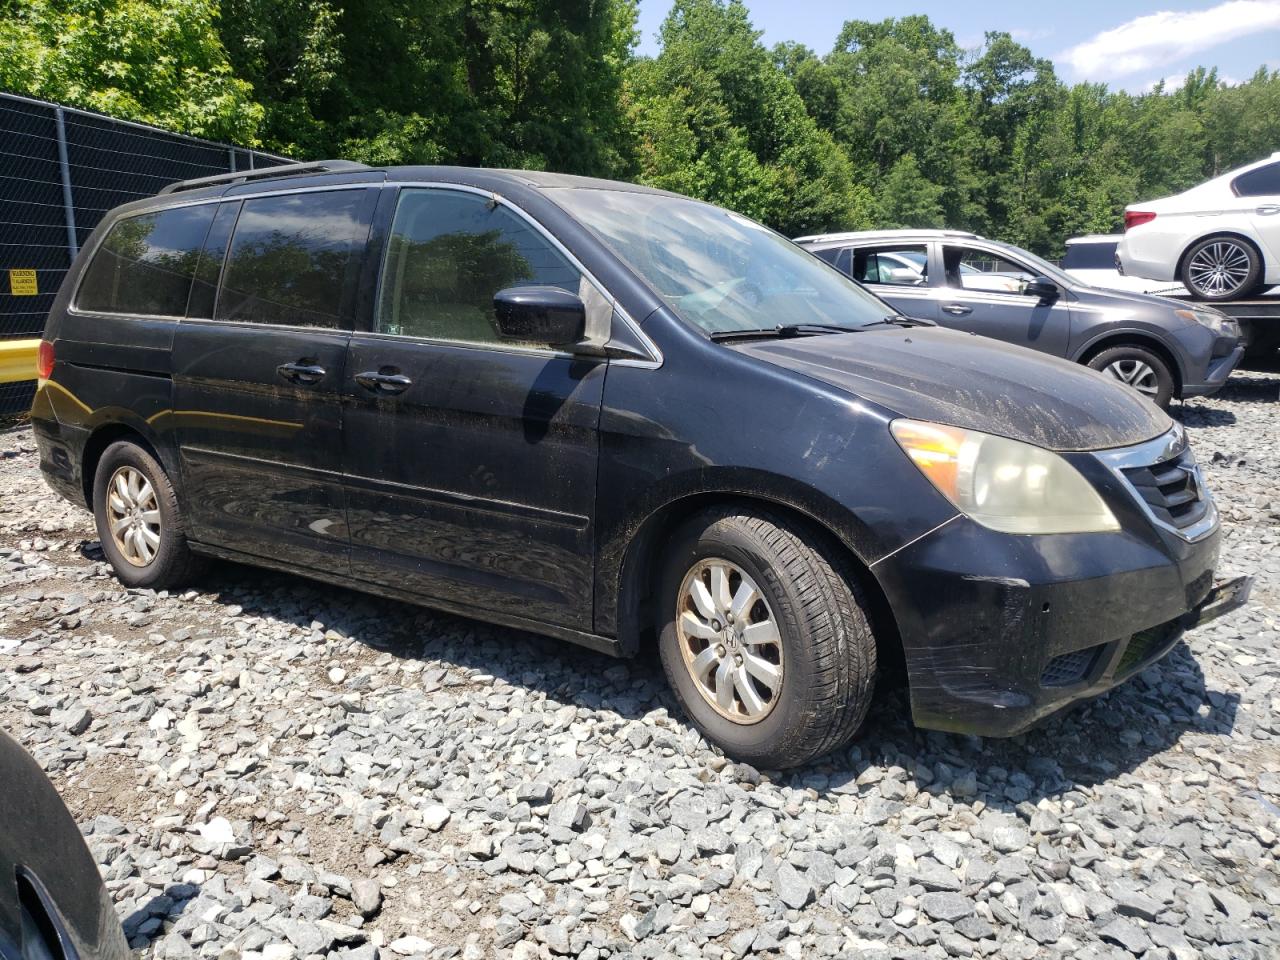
[9,269,38,296]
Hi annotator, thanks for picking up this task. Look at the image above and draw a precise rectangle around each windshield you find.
[991,241,1078,287]
[550,188,894,334]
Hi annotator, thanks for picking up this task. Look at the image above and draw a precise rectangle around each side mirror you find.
[1024,276,1059,302]
[492,285,586,347]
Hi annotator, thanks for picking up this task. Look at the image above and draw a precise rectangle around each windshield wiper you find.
[709,323,856,342]
[860,314,936,328]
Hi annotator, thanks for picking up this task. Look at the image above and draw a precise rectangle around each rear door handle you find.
[1258,205,1280,216]
[277,360,326,384]
[354,369,413,395]
[942,303,973,317]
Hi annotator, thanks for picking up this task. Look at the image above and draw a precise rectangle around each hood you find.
[1072,283,1194,312]
[732,326,1171,452]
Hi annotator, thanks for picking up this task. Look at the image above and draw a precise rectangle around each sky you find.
[634,0,1280,92]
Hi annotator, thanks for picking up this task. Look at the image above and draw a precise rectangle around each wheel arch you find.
[79,420,167,510]
[1075,332,1184,398]
[1175,230,1265,283]
[612,489,904,675]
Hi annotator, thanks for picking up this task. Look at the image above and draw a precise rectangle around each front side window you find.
[1232,162,1280,198]
[549,188,892,335]
[944,246,1036,295]
[376,189,581,347]
[77,205,214,316]
[215,190,369,328]
[851,245,929,286]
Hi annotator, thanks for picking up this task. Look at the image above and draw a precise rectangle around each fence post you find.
[229,148,237,173]
[53,107,78,259]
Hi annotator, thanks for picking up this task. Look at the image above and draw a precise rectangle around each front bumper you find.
[1181,343,1244,397]
[873,439,1249,737]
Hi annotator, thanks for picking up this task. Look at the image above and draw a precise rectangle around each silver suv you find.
[795,229,1243,408]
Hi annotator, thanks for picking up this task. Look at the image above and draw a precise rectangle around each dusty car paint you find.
[30,166,1248,738]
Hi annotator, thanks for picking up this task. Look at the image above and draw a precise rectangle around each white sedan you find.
[1118,152,1280,301]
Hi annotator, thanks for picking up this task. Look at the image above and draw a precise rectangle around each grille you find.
[1040,646,1099,687]
[1115,622,1179,677]
[1120,445,1209,531]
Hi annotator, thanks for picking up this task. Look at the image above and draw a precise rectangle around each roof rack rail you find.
[159,160,372,196]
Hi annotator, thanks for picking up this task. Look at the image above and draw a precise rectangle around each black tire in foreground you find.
[1087,344,1176,409]
[1181,235,1264,302]
[657,507,877,769]
[92,440,205,590]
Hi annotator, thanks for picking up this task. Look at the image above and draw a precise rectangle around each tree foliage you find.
[0,0,261,141]
[3,0,1279,254]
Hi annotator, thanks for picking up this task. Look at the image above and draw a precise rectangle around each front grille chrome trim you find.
[1094,427,1218,542]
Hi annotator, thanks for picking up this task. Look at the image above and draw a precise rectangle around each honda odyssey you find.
[31,162,1251,768]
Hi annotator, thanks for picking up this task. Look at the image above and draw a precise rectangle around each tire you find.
[1086,345,1175,408]
[1181,235,1264,302]
[93,440,205,590]
[656,507,877,769]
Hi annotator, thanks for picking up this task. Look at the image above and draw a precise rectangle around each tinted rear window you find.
[1233,162,1280,198]
[76,205,214,316]
[1062,243,1118,270]
[215,190,369,328]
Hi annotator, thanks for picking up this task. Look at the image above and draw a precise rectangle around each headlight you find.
[890,420,1120,534]
[1175,308,1237,338]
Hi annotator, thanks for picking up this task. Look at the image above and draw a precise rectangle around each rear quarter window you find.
[1232,162,1280,198]
[76,205,215,316]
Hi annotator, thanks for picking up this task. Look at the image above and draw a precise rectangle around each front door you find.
[341,186,606,631]
[936,244,1074,357]
[171,187,377,569]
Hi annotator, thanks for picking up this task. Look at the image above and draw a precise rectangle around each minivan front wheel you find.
[657,508,877,769]
[93,440,204,590]
[1087,345,1175,408]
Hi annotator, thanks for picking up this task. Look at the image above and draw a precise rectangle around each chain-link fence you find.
[0,91,287,413]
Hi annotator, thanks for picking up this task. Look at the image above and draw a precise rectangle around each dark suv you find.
[31,162,1250,768]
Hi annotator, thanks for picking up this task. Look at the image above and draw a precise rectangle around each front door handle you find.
[277,360,326,384]
[1258,205,1280,216]
[942,303,973,317]
[354,369,413,395]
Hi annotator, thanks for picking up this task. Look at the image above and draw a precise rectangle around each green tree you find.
[626,0,866,236]
[217,0,638,173]
[0,0,262,142]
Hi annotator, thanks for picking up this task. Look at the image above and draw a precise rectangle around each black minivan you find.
[31,162,1250,768]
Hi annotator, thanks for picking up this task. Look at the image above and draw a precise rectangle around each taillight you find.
[1124,210,1157,231]
[36,340,54,379]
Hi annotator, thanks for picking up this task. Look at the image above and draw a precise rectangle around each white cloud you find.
[1059,1,1280,81]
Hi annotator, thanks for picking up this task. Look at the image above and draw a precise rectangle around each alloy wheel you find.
[1186,241,1252,298]
[675,559,784,724]
[1103,358,1161,398]
[106,465,161,566]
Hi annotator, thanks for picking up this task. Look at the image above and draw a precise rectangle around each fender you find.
[595,464,933,654]
[1069,326,1188,382]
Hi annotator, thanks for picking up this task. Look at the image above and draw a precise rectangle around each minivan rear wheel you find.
[93,441,204,590]
[657,508,877,769]
[1087,345,1175,408]
[1181,235,1263,301]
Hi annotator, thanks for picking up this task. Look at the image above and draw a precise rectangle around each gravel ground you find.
[2,370,1279,960]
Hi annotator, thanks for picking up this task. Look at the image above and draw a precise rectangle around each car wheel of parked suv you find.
[1087,345,1175,408]
[1181,235,1263,301]
[657,508,877,769]
[93,440,204,590]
